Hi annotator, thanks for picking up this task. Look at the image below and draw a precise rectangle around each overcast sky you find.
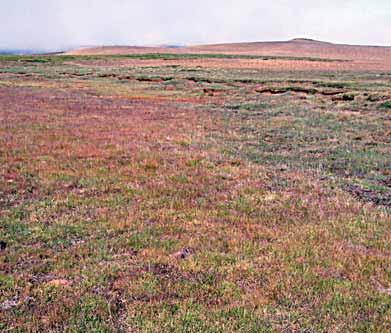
[2,0,391,51]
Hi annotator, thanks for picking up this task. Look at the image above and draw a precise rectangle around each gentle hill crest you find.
[65,39,391,63]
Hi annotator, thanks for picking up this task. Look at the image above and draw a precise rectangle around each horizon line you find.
[2,37,391,54]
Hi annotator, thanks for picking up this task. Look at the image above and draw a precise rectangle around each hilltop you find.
[66,38,391,62]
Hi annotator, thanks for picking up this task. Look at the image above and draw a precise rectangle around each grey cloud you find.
[1,0,390,51]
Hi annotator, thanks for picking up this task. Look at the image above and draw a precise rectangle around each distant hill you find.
[65,39,391,62]
[0,49,41,55]
[0,49,63,55]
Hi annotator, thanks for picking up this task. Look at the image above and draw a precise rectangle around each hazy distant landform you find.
[0,49,50,55]
[63,38,391,72]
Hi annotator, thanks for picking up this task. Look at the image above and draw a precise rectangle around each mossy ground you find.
[0,55,390,332]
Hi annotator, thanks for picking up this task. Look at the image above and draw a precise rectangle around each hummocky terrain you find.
[0,39,390,332]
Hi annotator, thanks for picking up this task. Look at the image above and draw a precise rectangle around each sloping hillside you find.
[67,38,391,61]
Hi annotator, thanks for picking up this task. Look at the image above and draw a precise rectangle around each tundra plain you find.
[0,40,391,332]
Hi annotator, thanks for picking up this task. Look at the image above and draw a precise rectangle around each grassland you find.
[0,54,390,332]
